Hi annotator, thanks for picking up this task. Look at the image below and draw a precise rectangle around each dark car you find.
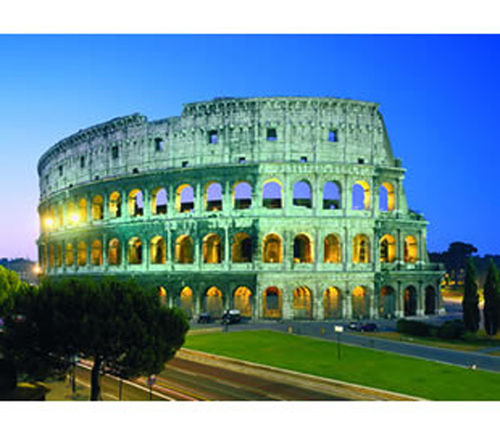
[221,309,241,325]
[347,321,361,331]
[197,313,213,324]
[361,322,378,332]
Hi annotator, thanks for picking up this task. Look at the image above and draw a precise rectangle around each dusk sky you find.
[0,34,499,260]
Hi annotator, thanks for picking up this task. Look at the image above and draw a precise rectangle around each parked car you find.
[348,321,361,331]
[361,322,378,332]
[221,309,241,325]
[197,313,213,324]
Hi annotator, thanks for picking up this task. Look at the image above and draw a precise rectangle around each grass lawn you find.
[185,330,500,400]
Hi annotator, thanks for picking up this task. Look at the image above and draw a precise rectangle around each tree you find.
[0,265,25,317]
[462,257,480,333]
[483,260,500,336]
[1,277,189,400]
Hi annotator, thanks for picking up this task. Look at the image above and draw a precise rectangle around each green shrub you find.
[437,320,465,340]
[396,319,431,337]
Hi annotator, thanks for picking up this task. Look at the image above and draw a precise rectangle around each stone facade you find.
[37,96,444,320]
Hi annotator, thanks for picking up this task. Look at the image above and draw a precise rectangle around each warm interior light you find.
[71,214,79,223]
[45,217,54,227]
[33,264,42,274]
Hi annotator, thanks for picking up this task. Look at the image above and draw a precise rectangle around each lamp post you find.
[334,325,344,360]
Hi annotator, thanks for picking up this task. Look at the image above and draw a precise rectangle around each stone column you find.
[344,175,351,213]
[121,238,127,271]
[224,227,229,268]
[282,289,292,320]
[417,281,424,316]
[86,195,92,223]
[345,288,352,319]
[223,181,231,215]
[395,281,403,317]
[144,237,150,270]
[143,188,151,219]
[167,185,174,218]
[102,234,108,269]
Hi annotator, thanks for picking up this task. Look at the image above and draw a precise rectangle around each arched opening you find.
[180,287,194,318]
[66,201,78,225]
[128,189,143,217]
[262,233,282,263]
[158,286,167,306]
[323,287,342,319]
[323,181,341,209]
[404,236,418,263]
[203,233,222,264]
[205,286,223,318]
[176,184,194,213]
[109,191,122,218]
[380,234,396,263]
[404,286,417,316]
[352,286,369,319]
[233,286,252,317]
[293,233,313,263]
[425,286,436,315]
[127,237,142,265]
[262,179,282,209]
[233,181,252,209]
[91,195,104,220]
[379,182,395,211]
[324,234,341,263]
[263,286,282,318]
[56,245,62,267]
[293,286,313,319]
[293,180,312,208]
[175,235,194,264]
[150,236,166,264]
[352,180,370,210]
[151,187,167,215]
[108,238,121,265]
[77,241,87,267]
[378,286,395,318]
[353,234,370,263]
[78,198,87,222]
[48,245,55,269]
[232,232,252,263]
[205,182,223,212]
[65,243,74,266]
[91,240,102,266]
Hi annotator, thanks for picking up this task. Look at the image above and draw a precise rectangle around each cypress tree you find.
[483,260,500,336]
[462,257,480,332]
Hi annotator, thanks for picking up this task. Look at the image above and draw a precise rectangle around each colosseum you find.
[37,96,444,321]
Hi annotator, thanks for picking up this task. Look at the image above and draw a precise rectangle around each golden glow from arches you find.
[380,234,396,263]
[404,235,418,263]
[108,238,121,265]
[128,189,143,217]
[127,237,142,264]
[150,236,166,264]
[263,233,282,263]
[91,195,104,220]
[175,235,193,264]
[353,234,370,263]
[323,286,341,319]
[380,182,395,211]
[205,286,223,318]
[109,191,121,218]
[293,286,312,319]
[352,180,370,210]
[324,234,341,263]
[176,184,194,213]
[203,233,222,264]
[91,240,103,266]
[77,241,87,266]
[263,286,282,318]
[234,286,252,317]
[352,286,368,318]
[293,233,313,263]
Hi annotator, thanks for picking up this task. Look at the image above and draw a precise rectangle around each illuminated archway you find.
[66,201,78,225]
[151,187,167,215]
[233,181,252,209]
[91,195,104,220]
[352,180,370,210]
[108,238,121,265]
[180,287,194,318]
[128,189,143,217]
[109,191,121,218]
[323,181,341,209]
[352,286,369,319]
[205,182,223,212]
[263,286,282,318]
[353,234,370,263]
[404,236,418,263]
[324,234,341,263]
[262,233,282,263]
[380,234,396,263]
[150,236,166,264]
[65,243,74,266]
[78,198,87,222]
[378,286,395,318]
[56,205,64,228]
[56,244,62,267]
[175,235,193,263]
[379,182,395,211]
[323,287,342,319]
[293,233,313,263]
[205,286,223,318]
[404,286,417,316]
[91,240,103,266]
[293,180,312,208]
[176,184,194,213]
[127,237,142,264]
[262,179,282,209]
[233,286,252,317]
[77,241,87,266]
[203,233,222,264]
[232,232,252,263]
[293,286,312,319]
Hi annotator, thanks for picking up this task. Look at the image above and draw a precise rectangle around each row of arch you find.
[41,232,419,268]
[159,284,438,319]
[41,179,397,231]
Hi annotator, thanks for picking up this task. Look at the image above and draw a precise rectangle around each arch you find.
[128,189,144,217]
[176,184,194,213]
[91,240,103,266]
[78,198,87,222]
[353,234,371,263]
[233,181,252,209]
[180,286,194,318]
[352,286,369,319]
[202,233,222,264]
[48,245,55,269]
[66,201,78,225]
[323,286,342,319]
[91,195,104,220]
[404,235,418,263]
[205,182,223,212]
[324,234,341,263]
[262,233,282,263]
[151,187,167,215]
[404,286,417,316]
[204,286,223,318]
[379,234,396,263]
[150,236,166,264]
[378,286,396,318]
[65,243,74,266]
[109,191,122,218]
[323,181,341,209]
[262,179,282,209]
[379,182,395,211]
[293,286,313,319]
[127,237,142,265]
[108,238,121,265]
[56,244,62,267]
[233,286,252,317]
[232,232,252,263]
[175,235,194,264]
[293,180,312,208]
[293,233,313,263]
[263,286,282,318]
[425,286,436,315]
[158,286,167,306]
[77,241,87,267]
[352,180,370,210]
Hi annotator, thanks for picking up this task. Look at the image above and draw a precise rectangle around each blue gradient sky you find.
[0,34,498,259]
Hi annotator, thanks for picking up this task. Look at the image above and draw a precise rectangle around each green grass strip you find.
[185,330,500,400]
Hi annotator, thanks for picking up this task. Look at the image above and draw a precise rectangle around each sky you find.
[0,34,499,260]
